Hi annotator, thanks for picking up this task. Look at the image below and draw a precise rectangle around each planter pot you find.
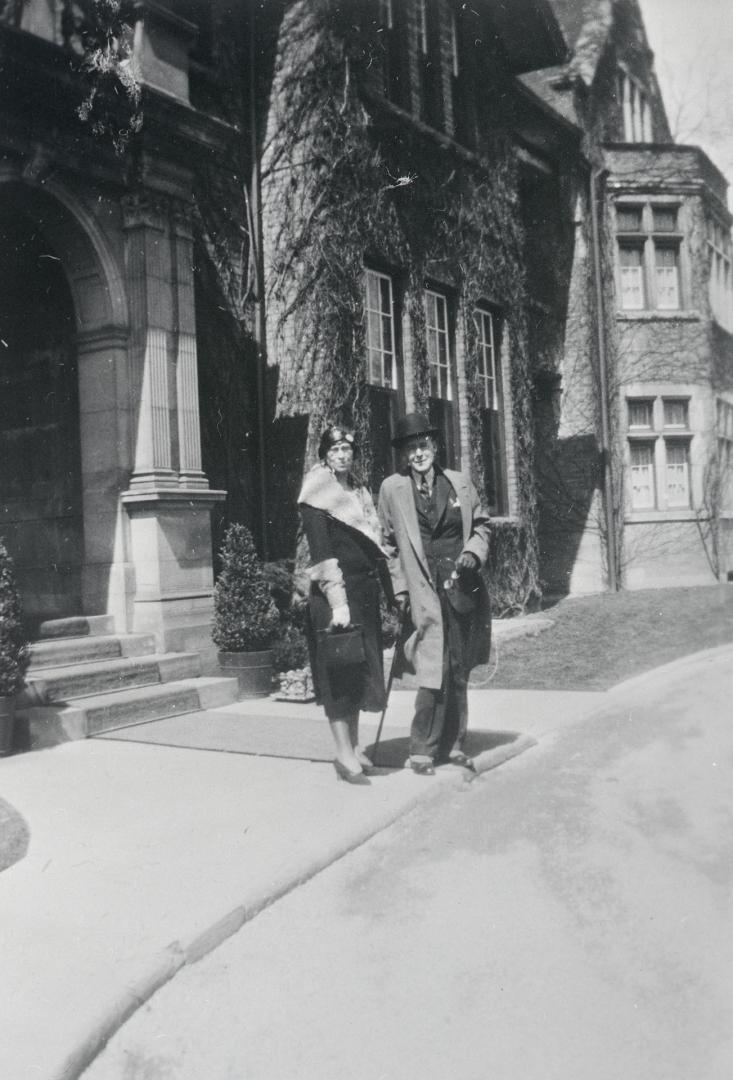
[0,695,16,757]
[275,666,315,703]
[218,649,274,699]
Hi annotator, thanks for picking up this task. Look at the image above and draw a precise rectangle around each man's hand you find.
[455,551,480,575]
[330,604,352,628]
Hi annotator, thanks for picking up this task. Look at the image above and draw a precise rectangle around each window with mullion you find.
[618,68,652,143]
[417,0,443,129]
[364,269,397,389]
[417,0,428,54]
[425,289,451,400]
[630,442,656,509]
[475,306,506,512]
[664,440,690,507]
[619,243,645,310]
[654,244,680,310]
[475,308,497,409]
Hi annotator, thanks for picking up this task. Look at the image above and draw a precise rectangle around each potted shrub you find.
[212,524,280,697]
[0,539,29,756]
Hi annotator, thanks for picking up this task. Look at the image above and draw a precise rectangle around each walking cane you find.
[371,607,407,767]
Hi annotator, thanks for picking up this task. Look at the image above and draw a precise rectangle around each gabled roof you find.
[487,0,569,74]
[547,0,614,86]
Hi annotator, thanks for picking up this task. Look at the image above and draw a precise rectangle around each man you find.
[378,412,492,775]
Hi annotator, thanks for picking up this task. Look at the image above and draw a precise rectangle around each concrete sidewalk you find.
[0,683,603,1080]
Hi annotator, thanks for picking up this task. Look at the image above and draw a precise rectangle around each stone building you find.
[259,0,573,609]
[0,1,256,666]
[534,0,733,592]
[1,0,732,679]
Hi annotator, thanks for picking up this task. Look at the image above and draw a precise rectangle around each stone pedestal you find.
[122,489,225,672]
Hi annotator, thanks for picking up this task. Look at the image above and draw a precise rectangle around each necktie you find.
[419,476,430,499]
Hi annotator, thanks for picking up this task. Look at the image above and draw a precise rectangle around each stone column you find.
[122,192,178,490]
[120,191,224,668]
[172,208,208,489]
[76,327,134,631]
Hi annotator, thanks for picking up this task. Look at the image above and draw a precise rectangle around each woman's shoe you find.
[356,749,375,773]
[333,759,371,785]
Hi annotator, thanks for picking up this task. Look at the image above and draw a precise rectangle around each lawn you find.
[471,584,733,691]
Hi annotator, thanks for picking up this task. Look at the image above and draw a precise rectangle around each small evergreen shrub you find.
[212,524,280,652]
[271,622,309,674]
[0,539,29,697]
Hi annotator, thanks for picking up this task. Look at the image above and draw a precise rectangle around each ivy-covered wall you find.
[260,0,548,611]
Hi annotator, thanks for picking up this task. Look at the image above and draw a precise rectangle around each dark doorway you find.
[0,204,83,624]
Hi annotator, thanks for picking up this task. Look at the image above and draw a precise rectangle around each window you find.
[475,308,506,513]
[417,0,443,128]
[425,289,451,399]
[716,399,733,510]
[707,216,733,333]
[618,68,652,143]
[365,269,397,388]
[663,398,688,429]
[424,288,457,467]
[653,207,677,232]
[654,246,680,310]
[619,245,645,310]
[449,1,476,147]
[417,0,428,54]
[626,395,692,511]
[628,399,653,429]
[665,441,690,508]
[617,206,642,232]
[450,10,459,78]
[364,269,403,489]
[616,202,683,311]
[630,443,656,509]
[475,308,497,409]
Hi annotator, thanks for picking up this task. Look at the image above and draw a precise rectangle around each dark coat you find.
[300,504,387,718]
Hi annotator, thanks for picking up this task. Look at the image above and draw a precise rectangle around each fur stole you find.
[298,464,386,555]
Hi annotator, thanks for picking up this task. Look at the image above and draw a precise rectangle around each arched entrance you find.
[0,201,83,624]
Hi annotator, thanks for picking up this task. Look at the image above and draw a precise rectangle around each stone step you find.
[18,677,240,747]
[21,653,202,705]
[37,615,116,640]
[27,633,157,671]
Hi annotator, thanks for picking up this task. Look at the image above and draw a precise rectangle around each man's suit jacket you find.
[378,469,491,689]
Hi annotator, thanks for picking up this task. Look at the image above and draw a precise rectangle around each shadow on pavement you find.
[367,729,522,770]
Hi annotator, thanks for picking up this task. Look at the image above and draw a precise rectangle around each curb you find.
[607,642,733,699]
[55,731,536,1080]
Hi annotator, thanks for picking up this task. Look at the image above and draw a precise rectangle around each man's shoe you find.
[410,760,436,776]
[447,752,476,772]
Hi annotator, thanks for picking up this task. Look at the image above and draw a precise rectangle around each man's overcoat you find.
[378,469,492,689]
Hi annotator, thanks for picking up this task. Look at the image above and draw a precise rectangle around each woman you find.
[298,424,388,785]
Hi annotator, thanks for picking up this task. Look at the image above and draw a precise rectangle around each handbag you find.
[317,625,366,667]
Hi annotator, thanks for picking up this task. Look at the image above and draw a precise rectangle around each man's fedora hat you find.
[391,412,440,447]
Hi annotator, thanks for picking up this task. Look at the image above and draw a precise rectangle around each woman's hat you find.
[318,424,357,460]
[391,412,440,447]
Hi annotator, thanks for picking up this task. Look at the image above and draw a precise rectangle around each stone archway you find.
[0,203,82,622]
[0,175,131,629]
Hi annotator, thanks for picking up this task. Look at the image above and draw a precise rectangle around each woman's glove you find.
[330,604,352,628]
